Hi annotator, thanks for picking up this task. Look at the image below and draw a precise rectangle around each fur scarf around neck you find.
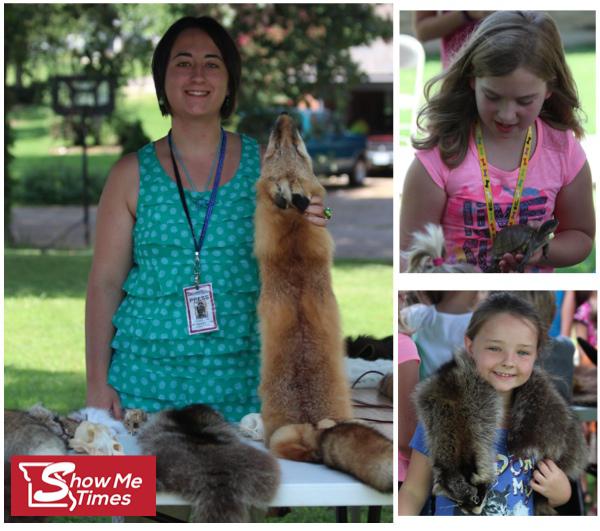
[414,351,588,515]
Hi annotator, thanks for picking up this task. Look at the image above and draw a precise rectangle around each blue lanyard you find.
[167,128,227,286]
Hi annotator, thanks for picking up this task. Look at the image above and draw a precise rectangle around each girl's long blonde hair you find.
[413,11,584,168]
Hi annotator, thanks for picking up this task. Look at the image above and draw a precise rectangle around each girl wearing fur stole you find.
[398,292,588,516]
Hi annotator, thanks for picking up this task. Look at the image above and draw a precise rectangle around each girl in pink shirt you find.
[400,11,595,273]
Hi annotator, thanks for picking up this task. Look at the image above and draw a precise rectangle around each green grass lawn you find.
[4,250,392,414]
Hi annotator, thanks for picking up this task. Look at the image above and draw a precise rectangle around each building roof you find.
[350,38,393,84]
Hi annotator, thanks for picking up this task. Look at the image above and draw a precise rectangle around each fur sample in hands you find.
[136,404,280,522]
[414,350,588,515]
[254,113,392,493]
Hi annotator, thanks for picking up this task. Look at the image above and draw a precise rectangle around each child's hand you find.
[530,459,571,507]
[498,247,544,272]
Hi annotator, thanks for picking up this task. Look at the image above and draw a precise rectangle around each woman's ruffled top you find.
[108,133,261,421]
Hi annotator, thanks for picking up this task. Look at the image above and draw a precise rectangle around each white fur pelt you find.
[68,407,128,437]
[406,223,475,273]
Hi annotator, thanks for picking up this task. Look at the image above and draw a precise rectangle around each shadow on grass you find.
[4,365,86,414]
[4,250,92,297]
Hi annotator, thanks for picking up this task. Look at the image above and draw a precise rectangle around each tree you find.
[163,4,392,113]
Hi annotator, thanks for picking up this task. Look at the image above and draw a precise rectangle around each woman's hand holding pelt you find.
[87,382,123,420]
[304,195,329,227]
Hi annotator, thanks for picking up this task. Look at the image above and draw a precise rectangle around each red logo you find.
[11,456,156,517]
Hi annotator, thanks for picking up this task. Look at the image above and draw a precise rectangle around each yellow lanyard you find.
[475,123,533,241]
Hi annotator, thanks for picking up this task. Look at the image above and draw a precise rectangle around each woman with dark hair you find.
[85,16,328,421]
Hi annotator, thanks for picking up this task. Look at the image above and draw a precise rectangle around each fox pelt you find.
[254,113,392,493]
[414,350,588,515]
[136,404,280,522]
[271,419,393,492]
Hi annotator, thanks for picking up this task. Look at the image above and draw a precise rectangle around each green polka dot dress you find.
[108,133,261,421]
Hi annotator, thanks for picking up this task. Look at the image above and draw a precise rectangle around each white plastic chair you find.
[399,34,425,145]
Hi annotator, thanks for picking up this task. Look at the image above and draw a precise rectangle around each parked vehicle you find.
[237,107,368,187]
[366,134,393,176]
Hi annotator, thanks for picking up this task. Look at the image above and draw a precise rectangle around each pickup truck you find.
[237,108,368,187]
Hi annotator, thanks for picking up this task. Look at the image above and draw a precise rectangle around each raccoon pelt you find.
[136,404,280,522]
[4,406,70,459]
[345,334,393,361]
[4,406,71,523]
[270,419,393,492]
[414,350,588,515]
[406,223,475,273]
[254,114,391,492]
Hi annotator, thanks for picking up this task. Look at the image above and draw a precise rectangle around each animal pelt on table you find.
[254,113,392,493]
[345,335,393,361]
[270,419,393,492]
[5,405,145,459]
[4,405,146,522]
[414,350,588,515]
[4,405,72,459]
[136,404,280,523]
[4,406,71,523]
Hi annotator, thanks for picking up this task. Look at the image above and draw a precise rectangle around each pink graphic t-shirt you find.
[416,118,587,272]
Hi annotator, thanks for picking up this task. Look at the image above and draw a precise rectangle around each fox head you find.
[261,113,317,212]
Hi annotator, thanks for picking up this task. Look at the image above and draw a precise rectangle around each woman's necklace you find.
[170,132,223,194]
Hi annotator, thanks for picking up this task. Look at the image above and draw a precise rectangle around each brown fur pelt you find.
[270,419,393,492]
[572,365,597,406]
[137,404,280,522]
[415,350,588,515]
[255,113,352,445]
[254,113,392,493]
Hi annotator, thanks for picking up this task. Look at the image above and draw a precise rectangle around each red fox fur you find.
[254,113,392,492]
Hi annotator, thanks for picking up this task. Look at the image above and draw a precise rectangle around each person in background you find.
[573,291,597,366]
[397,292,420,485]
[413,11,490,69]
[401,291,481,378]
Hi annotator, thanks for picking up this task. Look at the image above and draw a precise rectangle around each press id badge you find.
[183,283,219,335]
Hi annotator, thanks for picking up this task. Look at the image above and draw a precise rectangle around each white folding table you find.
[118,387,393,522]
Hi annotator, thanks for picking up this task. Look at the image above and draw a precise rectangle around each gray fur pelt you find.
[414,350,588,515]
[137,404,280,522]
[4,406,69,459]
